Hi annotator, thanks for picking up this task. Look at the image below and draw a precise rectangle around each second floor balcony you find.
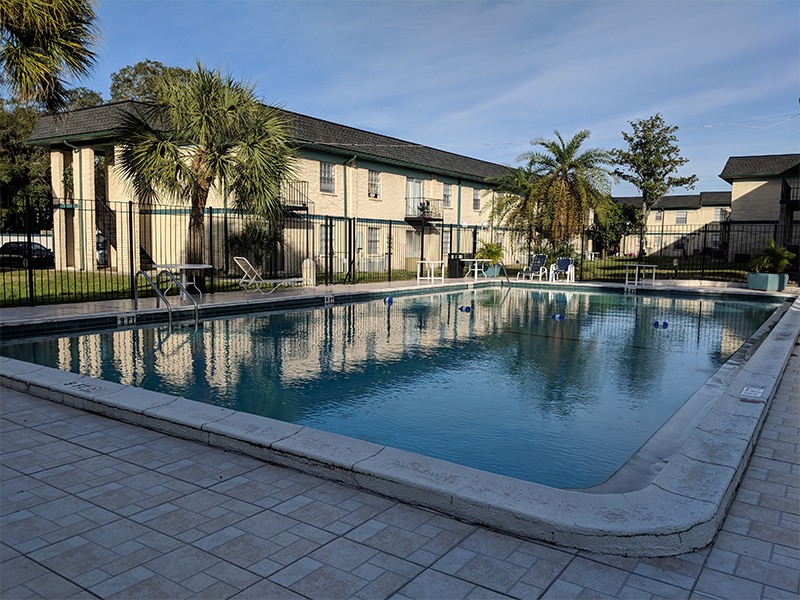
[405,197,443,224]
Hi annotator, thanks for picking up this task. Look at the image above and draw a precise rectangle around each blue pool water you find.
[1,288,780,488]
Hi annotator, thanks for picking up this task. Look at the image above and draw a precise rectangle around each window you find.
[406,178,424,216]
[674,236,685,250]
[675,211,687,225]
[473,189,481,211]
[443,183,452,208]
[712,233,720,250]
[442,231,451,257]
[367,227,380,255]
[368,170,380,199]
[713,208,726,222]
[654,210,662,222]
[320,223,334,254]
[320,162,335,194]
[652,235,661,249]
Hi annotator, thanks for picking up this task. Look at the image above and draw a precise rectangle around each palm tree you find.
[116,64,297,280]
[0,0,99,112]
[519,130,612,247]
[488,166,542,262]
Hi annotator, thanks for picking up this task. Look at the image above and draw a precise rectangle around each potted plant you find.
[747,239,795,291]
[475,242,504,277]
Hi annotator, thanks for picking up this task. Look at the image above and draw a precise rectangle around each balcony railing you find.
[405,197,443,221]
[281,180,310,209]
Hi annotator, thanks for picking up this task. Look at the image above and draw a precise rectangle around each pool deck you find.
[1,280,799,598]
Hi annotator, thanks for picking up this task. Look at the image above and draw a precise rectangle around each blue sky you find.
[83,0,798,196]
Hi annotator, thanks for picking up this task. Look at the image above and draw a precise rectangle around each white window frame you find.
[319,223,335,254]
[675,211,687,225]
[713,207,726,222]
[320,162,335,194]
[367,227,380,255]
[712,233,720,250]
[654,210,662,222]
[443,183,452,208]
[368,170,380,199]
[473,189,481,211]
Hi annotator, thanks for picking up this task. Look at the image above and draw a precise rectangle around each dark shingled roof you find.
[28,101,509,183]
[614,192,730,209]
[719,154,800,182]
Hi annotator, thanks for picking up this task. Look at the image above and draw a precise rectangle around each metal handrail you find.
[157,270,199,327]
[134,271,173,329]
[497,261,511,284]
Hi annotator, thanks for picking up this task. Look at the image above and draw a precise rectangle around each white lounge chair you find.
[234,256,310,295]
[549,257,575,282]
[517,254,548,280]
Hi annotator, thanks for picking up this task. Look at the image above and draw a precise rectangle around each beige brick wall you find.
[731,180,782,221]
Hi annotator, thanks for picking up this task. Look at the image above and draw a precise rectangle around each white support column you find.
[50,150,73,270]
[74,147,96,271]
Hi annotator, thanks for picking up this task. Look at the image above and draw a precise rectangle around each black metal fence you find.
[1,195,797,307]
[583,222,800,284]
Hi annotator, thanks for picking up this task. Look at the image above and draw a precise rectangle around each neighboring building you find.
[719,153,799,245]
[27,101,510,274]
[614,192,731,256]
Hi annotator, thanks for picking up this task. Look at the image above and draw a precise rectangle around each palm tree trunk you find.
[188,186,209,291]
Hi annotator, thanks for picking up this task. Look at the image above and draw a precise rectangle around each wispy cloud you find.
[90,0,799,194]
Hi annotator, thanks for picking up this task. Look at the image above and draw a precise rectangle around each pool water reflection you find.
[0,288,780,488]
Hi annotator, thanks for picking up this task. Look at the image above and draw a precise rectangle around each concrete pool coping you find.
[1,283,798,557]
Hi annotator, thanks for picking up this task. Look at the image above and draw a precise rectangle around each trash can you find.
[448,253,465,278]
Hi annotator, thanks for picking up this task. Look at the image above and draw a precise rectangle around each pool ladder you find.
[133,270,199,329]
[497,261,511,284]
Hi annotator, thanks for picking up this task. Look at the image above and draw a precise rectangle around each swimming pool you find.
[0,287,781,488]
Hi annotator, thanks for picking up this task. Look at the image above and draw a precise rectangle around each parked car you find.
[0,241,55,269]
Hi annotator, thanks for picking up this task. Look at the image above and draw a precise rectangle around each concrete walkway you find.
[0,347,796,599]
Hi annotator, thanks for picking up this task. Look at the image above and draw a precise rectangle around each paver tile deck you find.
[1,286,798,598]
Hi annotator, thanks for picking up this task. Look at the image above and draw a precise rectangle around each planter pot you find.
[483,265,500,277]
[747,272,788,291]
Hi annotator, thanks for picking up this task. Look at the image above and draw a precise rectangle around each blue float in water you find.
[654,320,669,329]
[662,321,668,329]
[552,314,565,321]
[654,321,660,328]
[459,306,471,313]
[383,297,393,305]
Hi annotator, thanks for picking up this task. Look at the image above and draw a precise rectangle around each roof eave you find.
[298,142,505,184]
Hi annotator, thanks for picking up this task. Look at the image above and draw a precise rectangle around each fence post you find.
[472,227,477,256]
[223,206,229,274]
[350,217,356,282]
[128,201,136,300]
[208,207,214,293]
[700,224,708,280]
[25,196,35,306]
[387,221,393,283]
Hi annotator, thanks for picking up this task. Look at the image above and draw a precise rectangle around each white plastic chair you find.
[549,257,575,282]
[234,257,310,295]
[517,254,549,280]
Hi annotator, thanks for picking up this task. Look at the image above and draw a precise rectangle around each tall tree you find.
[64,86,102,110]
[0,0,99,113]
[110,60,192,102]
[116,64,297,283]
[0,97,49,228]
[519,130,612,247]
[612,113,697,258]
[488,166,542,261]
